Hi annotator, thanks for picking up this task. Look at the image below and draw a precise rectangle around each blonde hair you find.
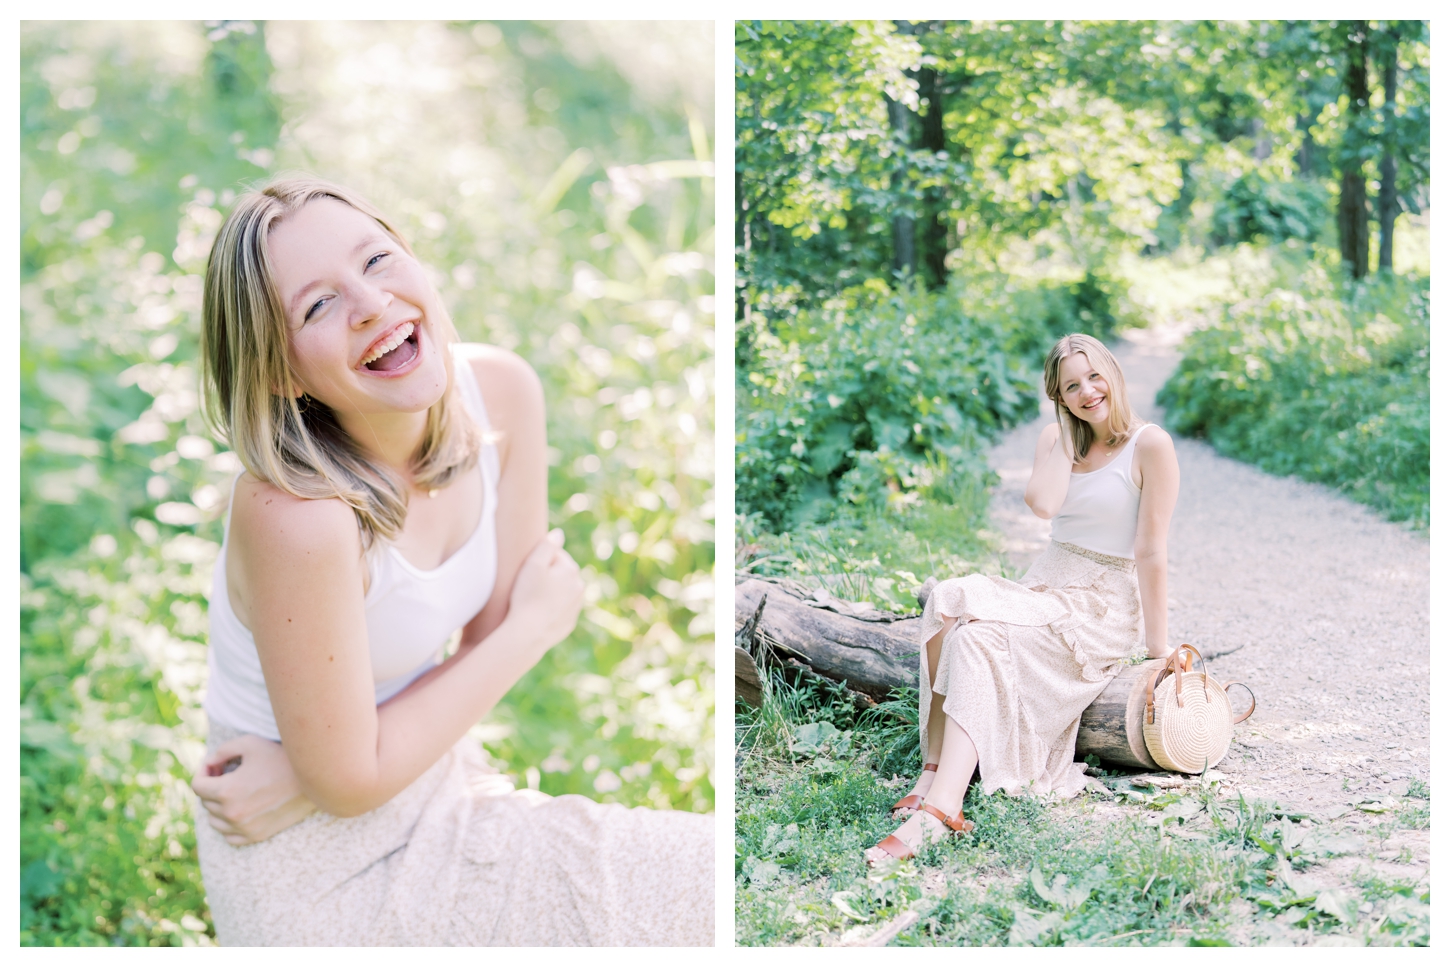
[1042,333,1139,464]
[200,175,480,550]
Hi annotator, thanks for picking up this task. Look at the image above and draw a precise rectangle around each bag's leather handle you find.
[1144,644,1200,724]
[1224,681,1256,724]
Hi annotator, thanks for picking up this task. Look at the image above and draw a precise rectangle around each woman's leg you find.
[922,713,978,817]
[895,618,957,814]
[869,713,980,861]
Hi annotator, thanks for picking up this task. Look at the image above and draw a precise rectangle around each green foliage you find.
[21,21,279,569]
[736,278,1105,532]
[734,20,1190,308]
[21,20,713,945]
[736,20,1430,322]
[1213,171,1330,245]
[1159,262,1429,527]
[737,496,1004,616]
[21,541,216,946]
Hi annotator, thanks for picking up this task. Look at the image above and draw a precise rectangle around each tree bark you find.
[1377,24,1400,276]
[885,93,916,278]
[735,578,920,701]
[913,23,948,289]
[884,19,928,280]
[1338,20,1371,279]
[1075,660,1168,769]
[1295,114,1315,178]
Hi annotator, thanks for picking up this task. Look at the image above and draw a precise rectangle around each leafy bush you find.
[1158,266,1429,528]
[21,539,216,946]
[1212,171,1329,246]
[736,277,1107,532]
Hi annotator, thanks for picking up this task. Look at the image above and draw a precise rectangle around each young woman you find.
[187,177,712,945]
[867,333,1181,866]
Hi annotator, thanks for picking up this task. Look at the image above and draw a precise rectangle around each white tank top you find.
[1049,423,1154,561]
[203,344,501,740]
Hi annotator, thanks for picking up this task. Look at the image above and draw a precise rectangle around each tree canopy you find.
[735,19,1429,316]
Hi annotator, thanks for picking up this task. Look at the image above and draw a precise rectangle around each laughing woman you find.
[187,177,712,945]
[867,333,1181,867]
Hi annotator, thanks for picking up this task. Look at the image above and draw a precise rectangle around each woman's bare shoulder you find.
[230,474,360,560]
[1037,420,1062,446]
[1136,424,1176,456]
[458,343,544,431]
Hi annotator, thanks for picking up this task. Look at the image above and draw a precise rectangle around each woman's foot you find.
[865,803,969,869]
[889,763,937,821]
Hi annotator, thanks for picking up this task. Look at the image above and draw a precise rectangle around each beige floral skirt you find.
[918,541,1143,799]
[194,721,714,946]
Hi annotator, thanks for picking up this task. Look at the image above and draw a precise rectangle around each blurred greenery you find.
[21,20,714,945]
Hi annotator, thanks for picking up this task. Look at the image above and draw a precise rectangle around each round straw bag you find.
[1142,644,1255,773]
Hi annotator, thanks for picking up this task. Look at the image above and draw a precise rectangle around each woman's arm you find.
[1132,426,1180,659]
[223,352,578,819]
[458,348,548,647]
[1024,420,1074,519]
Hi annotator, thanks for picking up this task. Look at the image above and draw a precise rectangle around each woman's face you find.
[266,197,448,420]
[1056,351,1112,426]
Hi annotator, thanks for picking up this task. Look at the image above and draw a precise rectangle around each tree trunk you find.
[735,578,920,701]
[736,169,751,331]
[885,93,916,278]
[735,578,1177,770]
[914,24,948,289]
[1378,25,1400,276]
[884,20,925,279]
[1295,113,1315,178]
[1075,660,1168,769]
[1338,20,1371,279]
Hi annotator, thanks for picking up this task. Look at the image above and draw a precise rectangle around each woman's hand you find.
[191,734,317,846]
[502,528,584,654]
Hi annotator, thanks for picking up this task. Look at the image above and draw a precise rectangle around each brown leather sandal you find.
[889,763,937,816]
[867,802,973,869]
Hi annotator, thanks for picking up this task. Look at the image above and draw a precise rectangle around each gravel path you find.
[985,325,1430,885]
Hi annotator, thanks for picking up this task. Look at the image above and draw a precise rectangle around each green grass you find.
[735,671,1430,947]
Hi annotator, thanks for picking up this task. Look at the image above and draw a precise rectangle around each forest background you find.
[21,20,715,945]
[734,20,1429,946]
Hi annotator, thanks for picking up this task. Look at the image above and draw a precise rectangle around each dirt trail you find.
[985,324,1430,884]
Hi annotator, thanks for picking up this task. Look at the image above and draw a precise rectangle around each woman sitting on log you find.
[867,333,1181,867]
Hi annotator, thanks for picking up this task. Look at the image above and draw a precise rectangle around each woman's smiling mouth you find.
[359,321,419,373]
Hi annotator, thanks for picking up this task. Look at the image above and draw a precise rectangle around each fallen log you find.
[1075,659,1167,770]
[735,578,920,702]
[735,575,1163,770]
